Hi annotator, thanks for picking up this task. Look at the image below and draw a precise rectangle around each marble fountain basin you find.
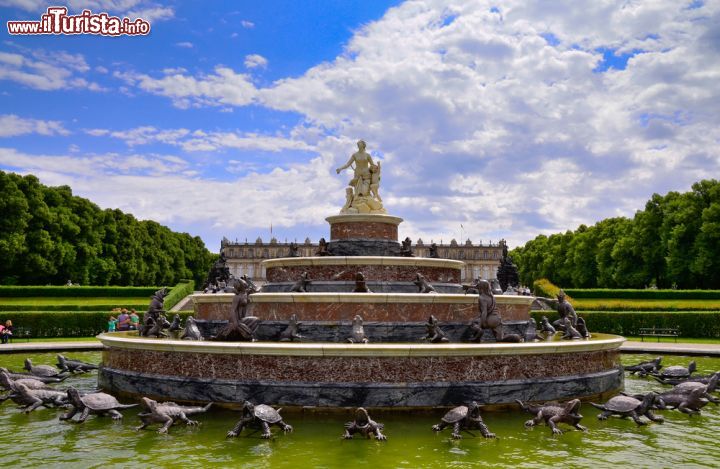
[97,332,624,409]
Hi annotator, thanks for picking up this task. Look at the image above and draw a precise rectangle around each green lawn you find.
[623,336,720,344]
[20,336,102,343]
[574,298,720,311]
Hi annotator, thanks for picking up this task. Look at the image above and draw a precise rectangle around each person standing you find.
[117,310,131,331]
[129,310,140,330]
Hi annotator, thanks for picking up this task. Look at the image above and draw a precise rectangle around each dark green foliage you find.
[513,179,720,289]
[565,289,720,299]
[0,286,158,297]
[0,171,214,286]
[0,311,194,338]
[530,311,720,338]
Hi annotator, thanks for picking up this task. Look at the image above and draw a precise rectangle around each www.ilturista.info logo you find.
[7,6,151,36]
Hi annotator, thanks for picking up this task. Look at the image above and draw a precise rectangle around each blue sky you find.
[1,0,718,252]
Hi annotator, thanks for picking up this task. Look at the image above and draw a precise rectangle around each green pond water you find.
[0,352,718,468]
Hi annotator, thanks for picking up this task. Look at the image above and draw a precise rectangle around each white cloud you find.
[85,125,314,153]
[115,66,257,108]
[241,20,254,28]
[0,114,69,137]
[244,54,268,69]
[127,5,174,22]
[0,47,103,91]
[175,42,193,49]
[0,146,342,234]
[0,147,192,179]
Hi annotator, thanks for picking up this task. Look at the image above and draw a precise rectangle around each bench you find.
[9,327,31,343]
[639,327,679,342]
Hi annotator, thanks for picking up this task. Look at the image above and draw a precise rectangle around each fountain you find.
[97,141,624,408]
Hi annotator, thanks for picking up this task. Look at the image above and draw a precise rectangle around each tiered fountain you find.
[97,141,624,408]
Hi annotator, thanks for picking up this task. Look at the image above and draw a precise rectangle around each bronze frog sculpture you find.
[343,407,387,441]
[423,315,449,343]
[347,315,369,343]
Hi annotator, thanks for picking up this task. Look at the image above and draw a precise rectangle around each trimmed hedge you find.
[572,298,720,311]
[0,286,159,297]
[0,281,192,312]
[164,280,195,310]
[0,303,148,312]
[531,310,720,338]
[0,311,194,338]
[0,281,195,337]
[565,289,720,300]
[532,278,571,300]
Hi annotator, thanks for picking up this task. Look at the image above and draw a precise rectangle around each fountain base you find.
[97,332,624,408]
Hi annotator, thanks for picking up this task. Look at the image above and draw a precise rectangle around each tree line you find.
[511,179,720,289]
[0,171,215,286]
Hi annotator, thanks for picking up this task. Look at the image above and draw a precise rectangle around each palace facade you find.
[220,237,503,283]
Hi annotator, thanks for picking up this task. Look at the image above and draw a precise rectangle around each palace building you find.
[220,237,503,284]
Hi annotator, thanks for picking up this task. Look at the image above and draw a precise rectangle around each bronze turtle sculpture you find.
[672,377,720,404]
[652,361,696,380]
[56,354,99,374]
[641,374,720,408]
[655,371,720,394]
[652,370,718,386]
[137,397,213,433]
[591,392,664,425]
[517,399,587,435]
[24,358,68,378]
[432,401,495,439]
[61,387,137,423]
[347,315,369,343]
[226,401,293,439]
[625,357,662,377]
[343,407,387,441]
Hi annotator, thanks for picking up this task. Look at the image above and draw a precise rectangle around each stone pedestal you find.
[326,214,403,256]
